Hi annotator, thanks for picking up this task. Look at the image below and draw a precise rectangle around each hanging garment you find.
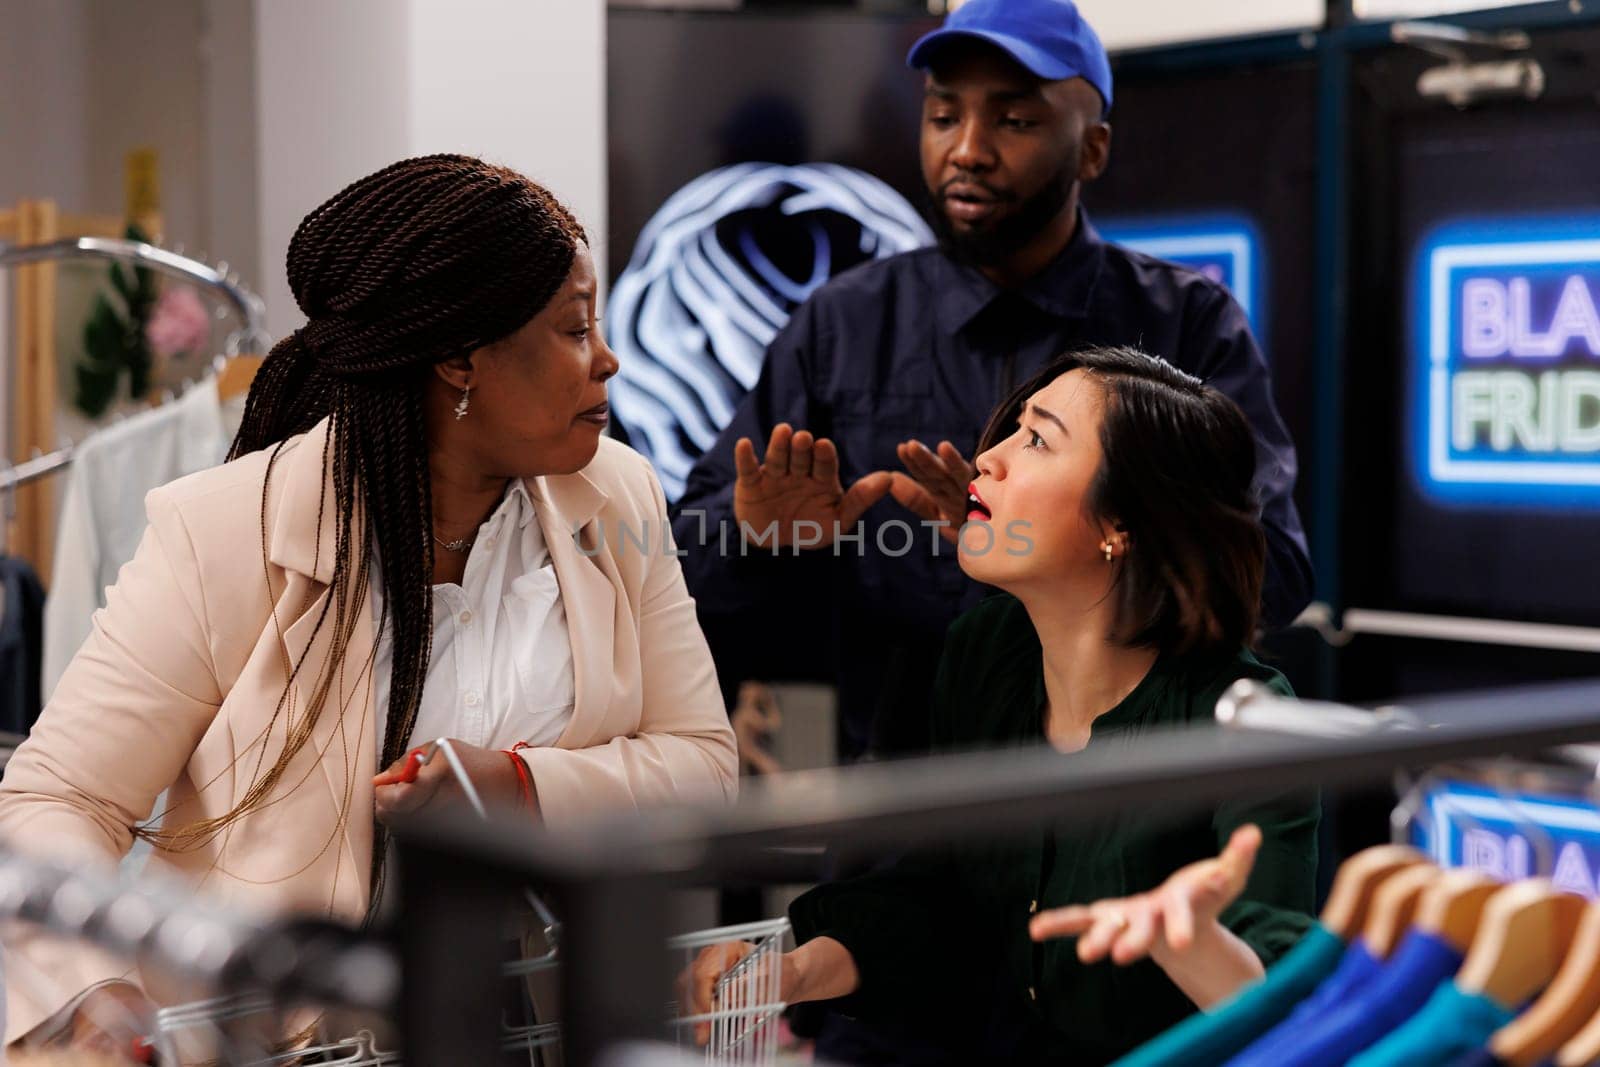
[1223,938,1387,1067]
[43,377,243,697]
[0,556,45,734]
[1109,922,1346,1067]
[1349,981,1516,1067]
[1239,929,1466,1067]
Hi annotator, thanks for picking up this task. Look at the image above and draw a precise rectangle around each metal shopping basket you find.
[666,917,791,1061]
[150,740,792,1065]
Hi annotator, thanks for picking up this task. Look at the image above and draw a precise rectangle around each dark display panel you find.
[608,10,938,282]
[1341,28,1600,699]
[1085,60,1320,520]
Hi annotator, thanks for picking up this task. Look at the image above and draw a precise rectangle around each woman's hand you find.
[678,935,856,1046]
[732,424,893,550]
[680,941,775,1047]
[62,981,157,1062]
[1029,824,1266,1008]
[372,739,532,823]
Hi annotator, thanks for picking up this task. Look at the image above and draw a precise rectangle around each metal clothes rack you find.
[0,237,268,338]
[0,849,395,1021]
[0,236,271,495]
[1294,601,1600,656]
[3,679,1600,1063]
[389,674,1600,1066]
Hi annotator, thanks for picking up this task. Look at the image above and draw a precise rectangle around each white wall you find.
[407,0,608,288]
[1075,0,1325,52]
[201,0,263,302]
[1353,0,1532,16]
[0,0,92,452]
[253,0,414,339]
[253,0,608,340]
[83,2,208,247]
[0,1,92,212]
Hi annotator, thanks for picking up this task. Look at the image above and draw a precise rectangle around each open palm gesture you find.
[733,424,892,549]
[1031,824,1262,965]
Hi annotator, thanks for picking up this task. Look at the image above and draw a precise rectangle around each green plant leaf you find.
[74,359,120,418]
[82,298,124,361]
[109,262,133,304]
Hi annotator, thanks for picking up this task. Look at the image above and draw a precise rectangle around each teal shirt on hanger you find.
[1113,921,1347,1067]
[1348,981,1515,1067]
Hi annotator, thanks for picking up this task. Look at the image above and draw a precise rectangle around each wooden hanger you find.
[1361,862,1443,959]
[1318,844,1430,941]
[1496,900,1600,1067]
[215,353,262,402]
[1457,880,1586,1010]
[1412,868,1501,952]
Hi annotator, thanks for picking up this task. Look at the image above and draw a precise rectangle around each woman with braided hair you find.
[0,155,737,1057]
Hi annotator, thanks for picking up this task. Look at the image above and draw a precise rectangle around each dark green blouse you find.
[789,594,1319,1063]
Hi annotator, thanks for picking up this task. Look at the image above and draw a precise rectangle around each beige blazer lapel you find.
[265,419,376,914]
[529,470,616,749]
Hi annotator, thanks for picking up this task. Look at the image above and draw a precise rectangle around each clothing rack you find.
[0,238,270,497]
[0,236,269,349]
[2,678,1597,1064]
[0,445,74,494]
[1294,601,1600,656]
[0,847,396,1019]
[390,674,1600,1065]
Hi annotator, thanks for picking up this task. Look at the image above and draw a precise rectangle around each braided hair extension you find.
[136,157,585,874]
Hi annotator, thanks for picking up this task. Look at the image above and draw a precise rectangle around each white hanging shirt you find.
[44,378,245,698]
[372,479,577,761]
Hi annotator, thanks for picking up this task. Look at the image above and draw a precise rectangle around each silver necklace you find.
[432,532,475,554]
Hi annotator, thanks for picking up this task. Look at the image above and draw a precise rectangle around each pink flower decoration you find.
[145,285,211,359]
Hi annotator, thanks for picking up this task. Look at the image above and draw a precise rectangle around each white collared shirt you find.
[372,479,576,759]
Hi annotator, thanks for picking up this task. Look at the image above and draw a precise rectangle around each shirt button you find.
[464,691,481,707]
[458,610,473,625]
[1028,986,1036,1001]
[1029,899,1038,915]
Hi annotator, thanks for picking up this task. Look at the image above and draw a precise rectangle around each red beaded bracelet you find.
[503,745,533,809]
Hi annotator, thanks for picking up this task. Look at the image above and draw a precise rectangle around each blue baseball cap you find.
[907,0,1113,116]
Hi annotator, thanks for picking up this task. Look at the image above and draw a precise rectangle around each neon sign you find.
[1100,216,1262,334]
[1416,219,1600,505]
[1413,778,1600,898]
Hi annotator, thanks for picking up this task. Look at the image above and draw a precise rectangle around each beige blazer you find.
[0,418,737,1040]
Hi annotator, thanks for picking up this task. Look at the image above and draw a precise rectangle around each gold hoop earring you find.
[453,385,471,421]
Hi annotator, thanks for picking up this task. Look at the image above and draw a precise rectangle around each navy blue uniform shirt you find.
[673,211,1312,758]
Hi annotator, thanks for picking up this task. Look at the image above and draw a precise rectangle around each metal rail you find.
[0,237,269,348]
[1296,602,1600,654]
[392,675,1600,1063]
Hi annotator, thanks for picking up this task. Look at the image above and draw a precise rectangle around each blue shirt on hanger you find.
[1242,929,1466,1067]
[1223,938,1385,1067]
